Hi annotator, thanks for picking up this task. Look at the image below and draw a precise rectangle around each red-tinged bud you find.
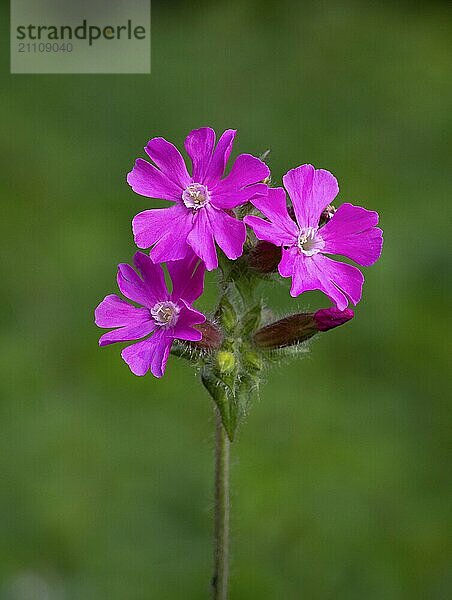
[192,321,223,350]
[319,204,336,226]
[254,308,354,349]
[254,313,317,349]
[313,307,354,331]
[247,240,282,273]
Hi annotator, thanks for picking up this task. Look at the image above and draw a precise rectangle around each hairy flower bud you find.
[254,314,316,348]
[254,308,354,349]
[216,350,236,374]
[247,240,282,273]
[193,321,223,350]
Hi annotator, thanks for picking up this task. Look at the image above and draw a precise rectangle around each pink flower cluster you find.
[95,127,383,377]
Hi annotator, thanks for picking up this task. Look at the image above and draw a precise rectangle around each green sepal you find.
[241,302,262,337]
[235,371,259,420]
[242,349,264,374]
[265,342,310,362]
[234,273,257,306]
[216,295,237,334]
[201,368,239,441]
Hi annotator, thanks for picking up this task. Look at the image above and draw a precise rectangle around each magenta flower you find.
[94,251,206,378]
[244,164,383,310]
[127,127,270,271]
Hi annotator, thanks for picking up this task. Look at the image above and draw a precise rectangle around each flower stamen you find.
[297,227,323,256]
[182,183,210,210]
[151,301,180,327]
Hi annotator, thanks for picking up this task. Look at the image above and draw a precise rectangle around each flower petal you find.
[133,205,176,248]
[204,129,236,186]
[167,251,206,303]
[245,187,298,246]
[287,253,364,310]
[215,153,269,189]
[132,204,192,262]
[251,187,296,231]
[244,215,295,247]
[187,209,218,271]
[150,229,191,264]
[127,158,182,201]
[208,206,247,261]
[211,183,268,210]
[184,127,216,183]
[99,320,155,347]
[179,301,206,326]
[278,247,298,277]
[117,263,154,307]
[317,255,364,307]
[174,327,203,342]
[283,164,339,229]
[145,137,190,188]
[95,294,150,328]
[172,301,206,341]
[133,252,168,301]
[321,203,383,266]
[121,329,172,377]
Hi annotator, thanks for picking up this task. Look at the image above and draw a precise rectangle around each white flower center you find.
[150,301,180,327]
[182,183,210,210]
[297,227,323,256]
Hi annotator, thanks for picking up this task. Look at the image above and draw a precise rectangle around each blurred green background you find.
[1,1,451,598]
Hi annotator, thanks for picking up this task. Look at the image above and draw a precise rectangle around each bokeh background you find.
[1,1,451,598]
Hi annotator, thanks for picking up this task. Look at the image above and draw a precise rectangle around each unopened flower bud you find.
[254,314,317,348]
[216,350,236,374]
[192,321,223,350]
[247,240,282,273]
[254,308,354,349]
[313,307,354,331]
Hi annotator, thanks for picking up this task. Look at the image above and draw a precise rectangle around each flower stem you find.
[212,408,230,599]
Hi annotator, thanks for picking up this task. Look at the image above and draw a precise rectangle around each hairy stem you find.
[212,408,230,599]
